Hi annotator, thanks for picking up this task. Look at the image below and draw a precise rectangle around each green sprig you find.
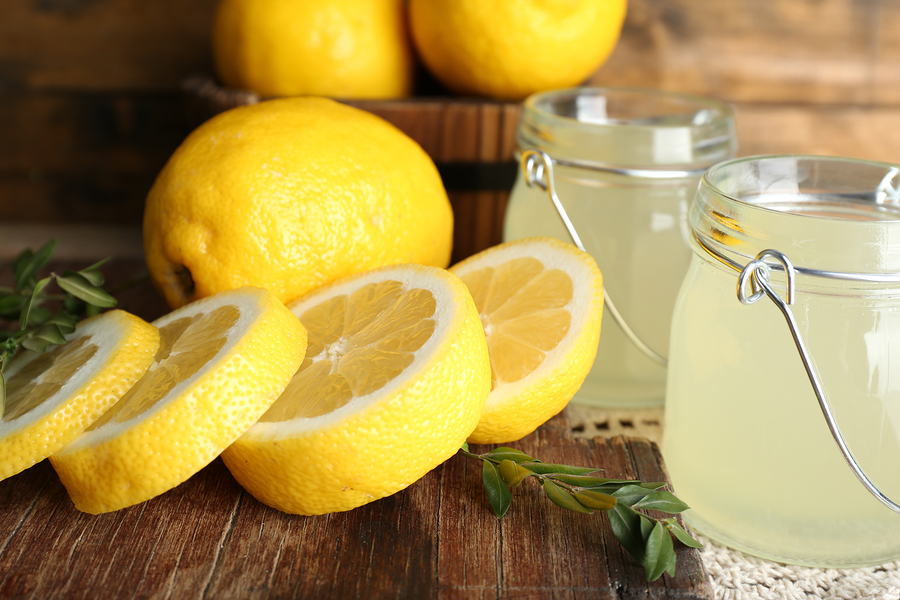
[0,239,117,418]
[461,444,701,582]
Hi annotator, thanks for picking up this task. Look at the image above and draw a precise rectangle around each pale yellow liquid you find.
[664,255,900,566]
[504,168,698,408]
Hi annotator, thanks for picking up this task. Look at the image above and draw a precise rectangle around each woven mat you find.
[566,405,900,600]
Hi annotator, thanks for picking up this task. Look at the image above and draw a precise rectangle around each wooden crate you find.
[184,77,521,265]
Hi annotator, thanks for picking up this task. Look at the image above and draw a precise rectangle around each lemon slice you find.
[449,237,604,444]
[221,264,491,515]
[0,310,159,481]
[50,287,308,514]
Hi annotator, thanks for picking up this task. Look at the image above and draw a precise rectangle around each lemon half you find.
[221,264,491,515]
[450,237,604,443]
[50,287,307,514]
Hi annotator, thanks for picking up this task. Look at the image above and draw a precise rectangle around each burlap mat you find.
[566,404,900,600]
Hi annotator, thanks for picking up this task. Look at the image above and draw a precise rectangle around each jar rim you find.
[693,154,900,280]
[523,86,735,132]
[701,154,900,223]
[518,87,737,170]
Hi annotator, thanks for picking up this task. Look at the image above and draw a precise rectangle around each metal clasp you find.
[520,149,668,367]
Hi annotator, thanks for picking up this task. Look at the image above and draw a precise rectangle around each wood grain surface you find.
[0,426,711,600]
[0,258,711,599]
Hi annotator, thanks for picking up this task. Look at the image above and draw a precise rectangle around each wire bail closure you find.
[728,246,900,514]
[520,149,668,367]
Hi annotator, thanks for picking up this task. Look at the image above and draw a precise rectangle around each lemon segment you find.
[450,237,604,444]
[0,310,159,481]
[50,287,307,514]
[221,264,491,516]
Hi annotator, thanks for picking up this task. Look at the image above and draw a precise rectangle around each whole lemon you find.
[408,0,627,101]
[212,0,414,99]
[143,97,453,310]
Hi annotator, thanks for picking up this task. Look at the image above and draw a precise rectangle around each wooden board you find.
[0,258,712,599]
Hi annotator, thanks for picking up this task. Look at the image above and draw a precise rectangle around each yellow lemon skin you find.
[409,0,627,101]
[221,265,491,516]
[50,287,307,514]
[143,96,453,310]
[213,0,414,99]
[0,310,159,481]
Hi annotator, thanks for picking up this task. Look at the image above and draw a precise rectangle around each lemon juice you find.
[664,155,900,567]
[505,168,693,406]
[503,87,736,407]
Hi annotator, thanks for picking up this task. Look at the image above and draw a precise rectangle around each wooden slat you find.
[0,0,217,92]
[591,0,900,105]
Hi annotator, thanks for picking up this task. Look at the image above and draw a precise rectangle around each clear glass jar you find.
[503,87,736,408]
[664,155,900,567]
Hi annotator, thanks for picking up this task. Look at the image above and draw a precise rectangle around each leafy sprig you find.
[461,444,702,582]
[0,239,117,417]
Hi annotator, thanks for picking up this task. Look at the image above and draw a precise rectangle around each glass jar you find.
[503,87,736,408]
[664,155,900,567]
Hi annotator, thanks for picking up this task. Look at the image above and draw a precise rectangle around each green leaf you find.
[77,257,111,286]
[19,277,52,331]
[46,312,78,335]
[541,479,592,514]
[0,295,26,319]
[519,462,598,476]
[482,460,512,519]
[14,240,56,291]
[0,370,5,420]
[498,459,533,488]
[666,520,703,549]
[21,335,52,353]
[643,521,676,581]
[608,503,646,564]
[485,447,535,463]
[633,490,691,514]
[613,484,658,507]
[26,306,52,327]
[12,249,34,289]
[31,324,66,345]
[461,442,470,453]
[56,273,117,308]
[549,474,632,487]
[573,489,617,511]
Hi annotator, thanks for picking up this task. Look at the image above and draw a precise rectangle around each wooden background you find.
[2,0,899,229]
[0,0,900,224]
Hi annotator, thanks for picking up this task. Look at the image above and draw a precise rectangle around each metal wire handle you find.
[520,149,668,367]
[737,249,900,514]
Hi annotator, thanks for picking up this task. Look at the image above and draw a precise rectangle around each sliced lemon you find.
[0,310,159,481]
[221,264,491,516]
[50,287,307,514]
[450,236,604,444]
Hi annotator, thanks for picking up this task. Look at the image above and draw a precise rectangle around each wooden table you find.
[0,246,712,599]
